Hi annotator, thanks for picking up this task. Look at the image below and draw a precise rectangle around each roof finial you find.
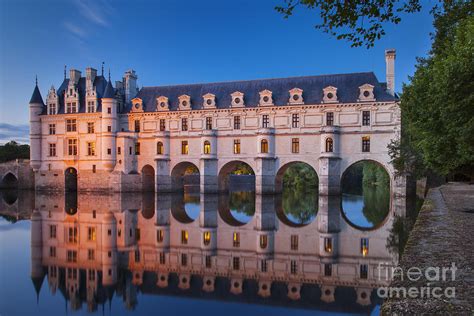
[108,68,111,81]
[64,65,67,79]
[101,62,104,76]
[35,75,38,86]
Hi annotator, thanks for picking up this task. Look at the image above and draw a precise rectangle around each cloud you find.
[0,123,30,144]
[63,21,87,39]
[74,0,112,27]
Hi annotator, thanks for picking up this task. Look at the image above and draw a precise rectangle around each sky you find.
[0,0,436,143]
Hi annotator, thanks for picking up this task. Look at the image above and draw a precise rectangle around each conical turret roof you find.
[29,84,45,105]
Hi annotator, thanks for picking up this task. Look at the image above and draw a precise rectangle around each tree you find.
[0,141,30,163]
[276,0,427,48]
[393,2,474,178]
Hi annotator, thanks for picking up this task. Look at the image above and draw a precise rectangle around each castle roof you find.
[29,84,45,105]
[103,80,115,99]
[134,72,397,112]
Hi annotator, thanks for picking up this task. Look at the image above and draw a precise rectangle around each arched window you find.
[325,138,333,152]
[203,141,211,154]
[260,139,269,153]
[203,231,211,246]
[156,142,163,155]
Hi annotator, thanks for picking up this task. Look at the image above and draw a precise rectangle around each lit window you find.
[361,238,369,257]
[233,139,241,154]
[203,231,211,246]
[292,114,299,128]
[259,235,268,249]
[362,111,371,126]
[203,141,211,154]
[233,232,240,247]
[325,138,333,153]
[157,142,164,155]
[260,139,269,153]
[157,230,164,243]
[326,112,334,126]
[234,116,241,129]
[67,227,78,243]
[87,227,96,241]
[291,138,299,153]
[181,141,189,155]
[181,230,188,244]
[87,142,96,156]
[324,237,333,253]
[362,136,370,152]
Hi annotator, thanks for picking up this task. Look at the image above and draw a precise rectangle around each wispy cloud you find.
[63,21,87,39]
[75,0,112,27]
[0,123,29,144]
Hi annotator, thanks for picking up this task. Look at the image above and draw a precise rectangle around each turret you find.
[101,78,117,171]
[29,79,44,172]
[385,49,396,96]
[30,210,45,303]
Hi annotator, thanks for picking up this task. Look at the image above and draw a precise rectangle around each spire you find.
[103,79,115,99]
[29,78,45,105]
[64,65,67,79]
[108,68,111,81]
[101,62,104,76]
[31,274,45,305]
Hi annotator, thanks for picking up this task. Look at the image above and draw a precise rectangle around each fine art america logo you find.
[376,262,457,299]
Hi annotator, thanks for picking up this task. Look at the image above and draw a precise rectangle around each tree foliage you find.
[275,0,425,48]
[282,162,318,191]
[0,141,30,163]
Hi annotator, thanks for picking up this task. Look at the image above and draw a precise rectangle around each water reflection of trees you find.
[228,191,255,215]
[361,185,390,226]
[282,188,318,225]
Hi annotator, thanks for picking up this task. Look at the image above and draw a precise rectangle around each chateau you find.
[29,49,403,195]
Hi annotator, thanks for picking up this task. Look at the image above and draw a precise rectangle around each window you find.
[261,259,268,272]
[49,124,56,135]
[259,235,268,249]
[291,138,299,153]
[107,125,112,132]
[49,246,56,258]
[203,141,211,154]
[67,250,77,263]
[134,120,140,132]
[290,260,298,274]
[233,257,240,270]
[48,103,56,115]
[203,231,211,246]
[135,228,141,241]
[67,139,78,156]
[362,111,371,126]
[87,101,95,113]
[360,264,368,279]
[234,116,241,129]
[326,112,334,126]
[260,139,269,153]
[49,225,57,239]
[182,118,188,131]
[66,119,76,132]
[135,250,140,262]
[108,229,112,236]
[66,102,77,114]
[87,142,96,156]
[87,227,96,241]
[290,235,298,250]
[233,139,241,154]
[361,238,369,256]
[181,230,188,244]
[129,147,132,155]
[156,142,163,155]
[324,264,332,276]
[107,107,111,114]
[157,229,164,243]
[181,141,189,155]
[324,238,333,253]
[135,142,140,155]
[68,227,78,243]
[88,270,95,281]
[88,249,95,260]
[233,232,240,247]
[181,254,187,266]
[49,143,56,157]
[118,147,121,155]
[205,255,212,268]
[206,117,212,130]
[92,165,96,173]
[159,119,166,131]
[292,114,299,128]
[87,122,94,133]
[262,115,269,128]
[107,148,111,155]
[325,138,333,153]
[159,252,166,264]
[362,136,370,152]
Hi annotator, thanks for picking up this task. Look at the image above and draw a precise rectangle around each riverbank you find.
[381,183,474,315]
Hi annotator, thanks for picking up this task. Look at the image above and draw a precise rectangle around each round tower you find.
[101,79,117,172]
[30,210,45,302]
[29,80,44,172]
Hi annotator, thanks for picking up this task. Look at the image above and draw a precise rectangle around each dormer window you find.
[289,88,304,105]
[47,86,58,115]
[323,86,338,103]
[178,95,191,110]
[358,84,375,101]
[131,98,143,112]
[156,96,169,111]
[203,93,216,109]
[48,103,56,115]
[231,91,244,107]
[259,90,273,106]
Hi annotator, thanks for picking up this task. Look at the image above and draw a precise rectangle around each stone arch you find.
[340,159,392,192]
[64,167,77,192]
[218,160,255,192]
[275,161,319,193]
[141,165,155,192]
[1,172,18,189]
[171,162,200,192]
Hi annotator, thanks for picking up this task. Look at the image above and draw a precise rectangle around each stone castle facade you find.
[29,49,403,195]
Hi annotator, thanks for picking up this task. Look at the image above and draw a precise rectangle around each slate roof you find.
[29,85,45,105]
[134,72,397,112]
[103,80,115,99]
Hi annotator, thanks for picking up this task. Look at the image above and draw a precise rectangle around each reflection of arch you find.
[275,194,317,228]
[218,161,255,192]
[340,159,391,193]
[170,193,198,224]
[65,168,77,192]
[2,190,18,205]
[275,161,319,193]
[171,162,200,192]
[1,172,18,189]
[141,192,155,219]
[141,165,155,192]
[217,192,255,227]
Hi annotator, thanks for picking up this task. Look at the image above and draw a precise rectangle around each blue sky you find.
[0,0,435,143]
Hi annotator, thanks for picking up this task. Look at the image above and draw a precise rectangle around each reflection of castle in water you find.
[29,191,404,312]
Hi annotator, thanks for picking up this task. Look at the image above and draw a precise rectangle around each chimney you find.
[385,49,396,96]
[123,69,138,104]
[86,67,97,91]
[69,69,82,85]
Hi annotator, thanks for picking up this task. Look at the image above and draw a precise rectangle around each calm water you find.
[0,187,405,316]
